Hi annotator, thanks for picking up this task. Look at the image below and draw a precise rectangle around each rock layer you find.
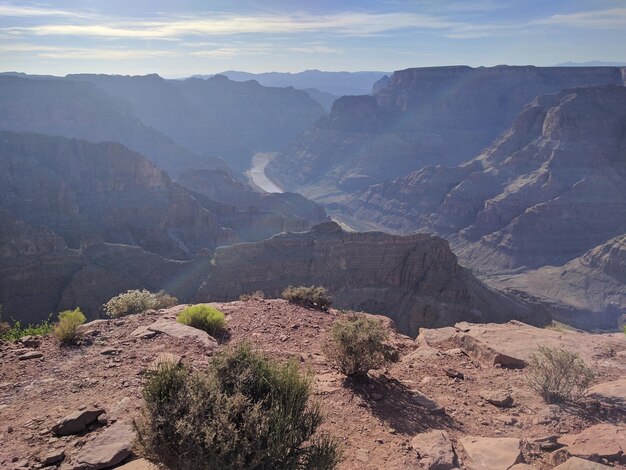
[198,222,546,336]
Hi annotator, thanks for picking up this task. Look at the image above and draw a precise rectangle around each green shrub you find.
[281,286,332,311]
[54,308,86,345]
[326,314,397,378]
[104,289,178,318]
[135,344,341,470]
[239,291,265,301]
[177,304,226,336]
[527,347,595,404]
[0,308,54,342]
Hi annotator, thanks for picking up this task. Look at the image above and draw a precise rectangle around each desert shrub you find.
[104,289,178,318]
[527,347,595,404]
[239,291,265,301]
[54,308,86,345]
[281,286,332,311]
[177,304,226,336]
[326,314,398,377]
[135,344,341,470]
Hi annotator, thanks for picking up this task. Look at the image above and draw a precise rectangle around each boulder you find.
[18,351,43,361]
[66,421,134,469]
[115,459,157,470]
[410,430,456,469]
[460,436,522,470]
[558,424,625,461]
[554,457,612,469]
[410,389,445,413]
[147,319,218,348]
[148,352,182,372]
[480,390,513,408]
[51,408,105,436]
[588,378,626,411]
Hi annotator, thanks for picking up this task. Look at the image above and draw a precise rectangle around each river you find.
[247,152,284,193]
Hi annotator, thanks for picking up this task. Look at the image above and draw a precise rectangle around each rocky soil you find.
[1,299,625,469]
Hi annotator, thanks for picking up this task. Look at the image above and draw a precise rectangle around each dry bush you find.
[104,289,178,318]
[135,344,341,470]
[239,291,265,301]
[326,314,398,378]
[177,304,226,336]
[54,308,86,345]
[527,346,595,404]
[281,286,332,311]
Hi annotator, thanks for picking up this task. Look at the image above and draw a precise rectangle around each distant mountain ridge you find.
[267,65,626,197]
[193,69,389,96]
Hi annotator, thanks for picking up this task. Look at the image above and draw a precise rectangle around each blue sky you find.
[1,0,625,76]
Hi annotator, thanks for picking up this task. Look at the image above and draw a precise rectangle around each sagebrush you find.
[527,346,595,404]
[104,290,178,318]
[54,308,86,345]
[326,314,397,377]
[281,286,332,311]
[177,304,226,336]
[135,344,341,470]
[239,291,265,301]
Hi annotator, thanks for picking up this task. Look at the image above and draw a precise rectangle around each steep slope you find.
[0,75,226,177]
[198,222,546,336]
[67,74,325,172]
[490,234,626,328]
[349,86,626,272]
[0,131,235,260]
[268,65,625,198]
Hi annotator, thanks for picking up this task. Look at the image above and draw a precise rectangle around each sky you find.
[1,0,625,77]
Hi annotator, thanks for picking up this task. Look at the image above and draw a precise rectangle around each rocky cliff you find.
[267,65,625,197]
[198,222,546,336]
[0,76,227,177]
[350,85,626,271]
[66,73,325,172]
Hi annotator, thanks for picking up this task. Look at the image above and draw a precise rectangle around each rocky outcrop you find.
[490,234,626,327]
[197,222,547,336]
[66,73,325,172]
[268,65,624,196]
[0,75,227,177]
[348,85,626,266]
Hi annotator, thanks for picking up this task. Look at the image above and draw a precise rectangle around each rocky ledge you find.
[0,300,624,469]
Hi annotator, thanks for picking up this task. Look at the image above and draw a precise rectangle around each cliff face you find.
[267,65,624,196]
[198,222,545,336]
[0,76,227,177]
[66,74,325,172]
[0,131,235,260]
[350,86,626,271]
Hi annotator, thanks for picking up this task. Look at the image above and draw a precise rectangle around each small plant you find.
[0,309,54,342]
[239,290,265,301]
[527,346,595,404]
[54,308,86,345]
[177,304,226,336]
[326,314,397,378]
[281,286,332,311]
[135,344,341,469]
[104,289,178,318]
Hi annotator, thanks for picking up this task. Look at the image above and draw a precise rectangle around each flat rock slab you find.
[410,429,456,469]
[416,327,459,348]
[589,378,626,411]
[51,408,105,436]
[460,436,522,470]
[480,390,514,407]
[553,457,612,469]
[147,319,218,348]
[115,459,158,470]
[558,424,626,461]
[18,351,43,361]
[65,421,134,469]
[455,321,625,369]
[410,389,445,413]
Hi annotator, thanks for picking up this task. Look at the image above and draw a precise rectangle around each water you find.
[248,152,284,193]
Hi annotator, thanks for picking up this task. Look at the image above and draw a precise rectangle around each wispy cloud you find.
[0,3,90,18]
[532,7,626,28]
